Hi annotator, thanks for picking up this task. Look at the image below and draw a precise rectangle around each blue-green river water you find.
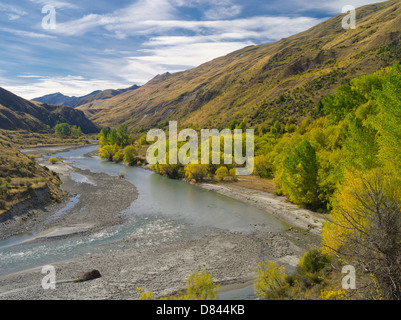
[0,145,286,298]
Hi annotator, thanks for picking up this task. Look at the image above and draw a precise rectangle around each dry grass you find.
[0,130,84,214]
[225,175,277,194]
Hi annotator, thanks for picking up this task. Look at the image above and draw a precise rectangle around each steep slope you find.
[79,0,401,131]
[0,87,99,133]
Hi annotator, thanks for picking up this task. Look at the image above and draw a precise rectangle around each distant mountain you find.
[33,85,140,109]
[32,92,79,107]
[76,0,401,131]
[0,87,99,133]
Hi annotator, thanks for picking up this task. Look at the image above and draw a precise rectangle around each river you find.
[0,145,290,299]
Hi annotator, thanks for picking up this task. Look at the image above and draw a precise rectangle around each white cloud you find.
[55,0,177,36]
[0,27,57,39]
[28,0,79,10]
[3,75,129,100]
[0,3,27,20]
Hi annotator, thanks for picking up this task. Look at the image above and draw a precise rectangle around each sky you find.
[0,0,387,99]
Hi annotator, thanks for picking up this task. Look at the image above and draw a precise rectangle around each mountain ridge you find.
[0,87,99,133]
[74,0,401,132]
[33,85,140,108]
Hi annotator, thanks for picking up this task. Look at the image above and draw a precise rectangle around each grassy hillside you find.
[0,131,65,215]
[78,0,401,132]
[0,87,99,134]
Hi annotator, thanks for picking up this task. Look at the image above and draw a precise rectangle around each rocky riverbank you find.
[0,145,321,300]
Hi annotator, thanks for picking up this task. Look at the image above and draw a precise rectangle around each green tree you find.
[117,124,130,147]
[123,145,138,166]
[113,149,124,163]
[281,140,319,206]
[98,145,118,161]
[55,123,71,136]
[371,64,401,176]
[71,126,82,138]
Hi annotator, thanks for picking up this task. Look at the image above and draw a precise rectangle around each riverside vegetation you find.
[2,1,401,300]
[98,64,401,300]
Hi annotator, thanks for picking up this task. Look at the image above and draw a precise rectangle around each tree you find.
[185,164,208,182]
[55,123,71,136]
[137,269,220,300]
[254,260,288,300]
[281,140,319,206]
[322,169,401,299]
[98,145,118,161]
[99,127,111,146]
[185,269,220,300]
[229,168,238,181]
[117,124,131,147]
[71,126,82,138]
[254,155,273,178]
[160,163,184,179]
[371,64,401,176]
[123,145,138,166]
[113,149,124,163]
[215,166,228,181]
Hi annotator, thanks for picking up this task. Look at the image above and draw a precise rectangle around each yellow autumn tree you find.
[137,269,220,300]
[321,168,401,299]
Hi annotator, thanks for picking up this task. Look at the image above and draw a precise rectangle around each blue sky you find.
[0,0,386,99]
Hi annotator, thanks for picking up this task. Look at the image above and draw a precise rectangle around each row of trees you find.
[251,64,401,299]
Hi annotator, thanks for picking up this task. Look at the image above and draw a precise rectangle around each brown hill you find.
[78,0,401,132]
[0,87,99,133]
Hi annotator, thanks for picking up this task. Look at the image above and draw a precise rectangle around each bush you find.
[215,166,229,181]
[229,168,238,181]
[123,145,138,166]
[254,155,273,178]
[254,260,288,300]
[185,164,208,182]
[298,249,331,275]
[160,164,184,179]
[49,158,60,164]
[113,149,124,163]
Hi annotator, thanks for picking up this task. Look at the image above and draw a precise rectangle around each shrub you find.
[185,164,208,182]
[49,158,60,164]
[123,145,138,166]
[113,149,124,163]
[160,163,184,179]
[299,249,331,274]
[215,166,229,181]
[229,168,238,181]
[254,260,288,300]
